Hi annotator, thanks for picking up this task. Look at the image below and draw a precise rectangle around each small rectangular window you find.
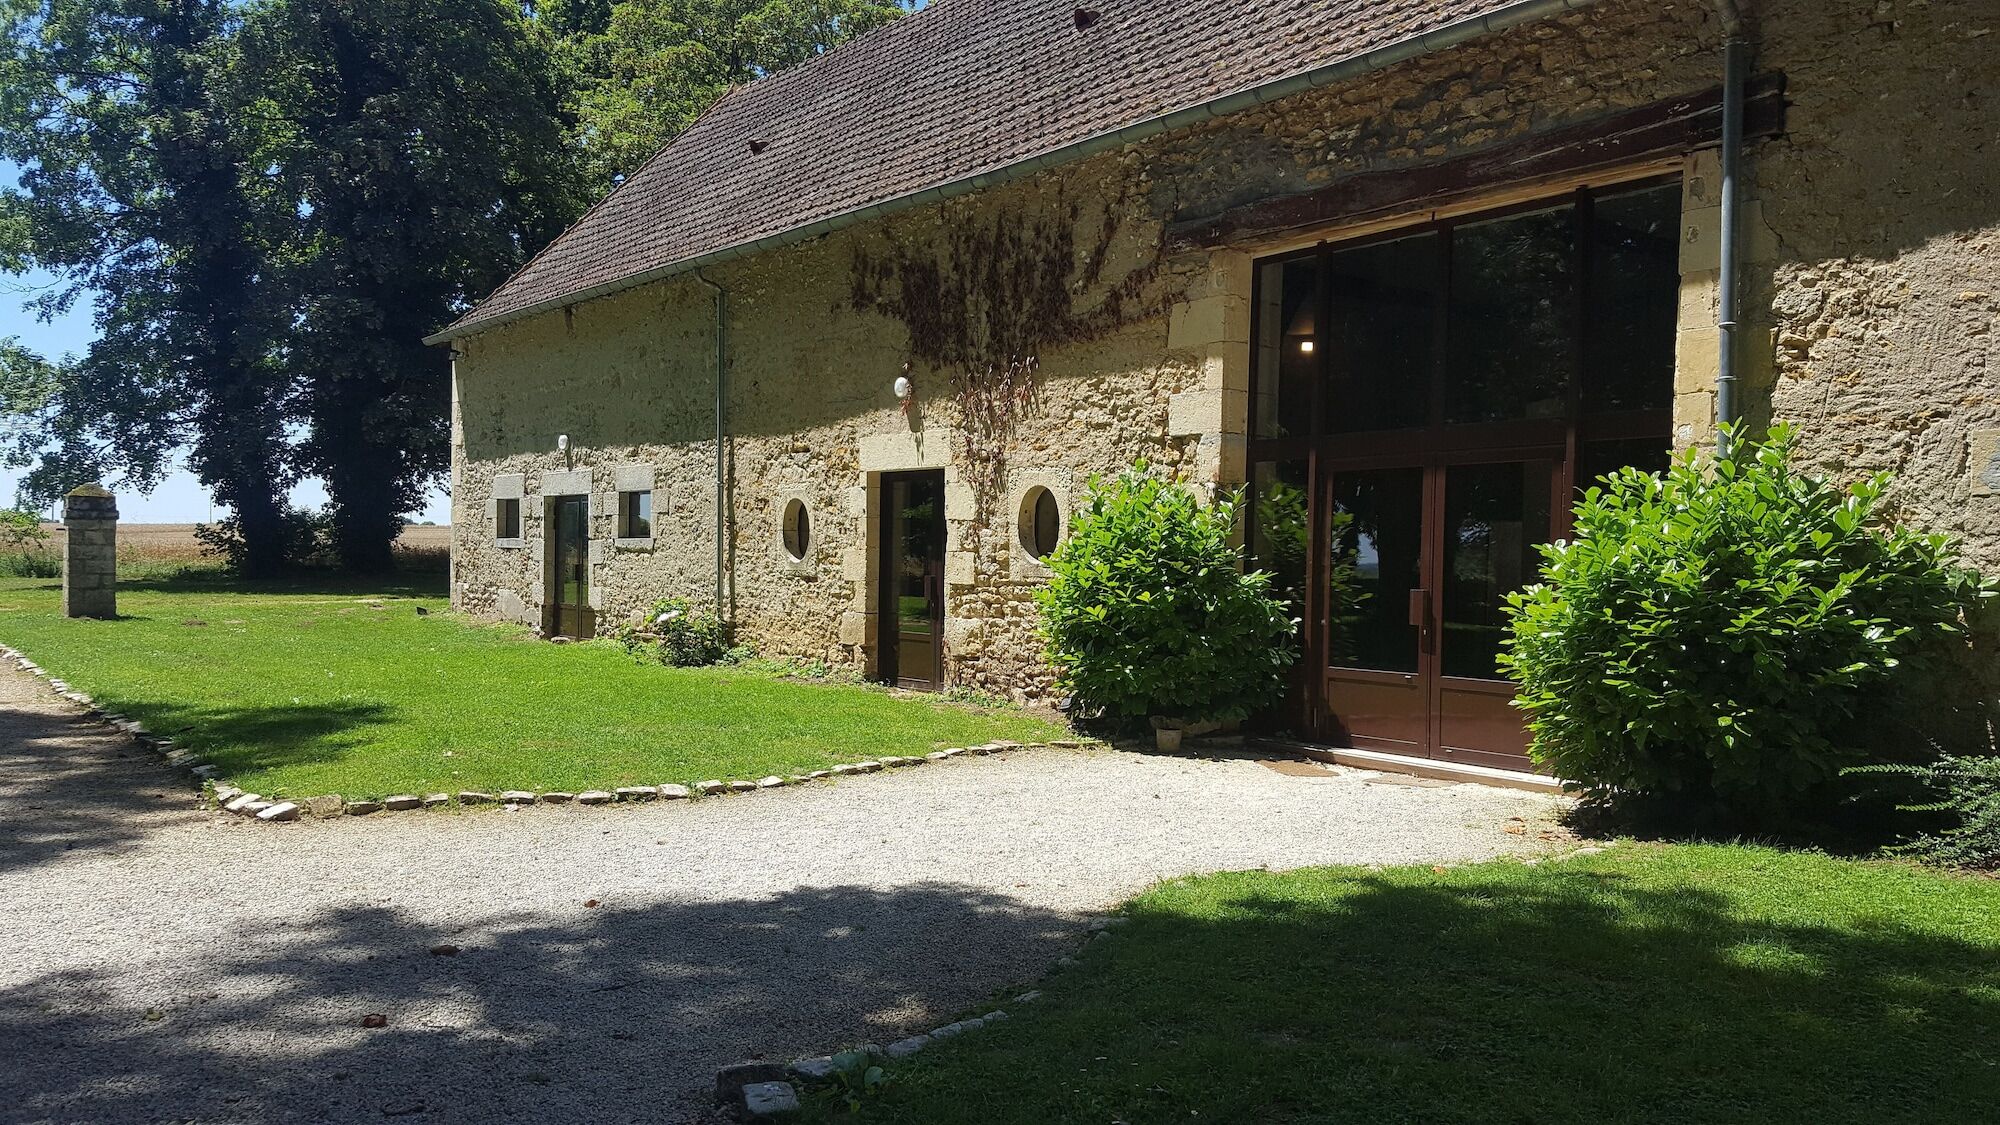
[619,490,652,539]
[496,497,521,540]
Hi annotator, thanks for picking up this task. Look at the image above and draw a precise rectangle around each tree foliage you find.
[1,0,295,572]
[0,0,907,571]
[560,0,908,185]
[241,0,586,571]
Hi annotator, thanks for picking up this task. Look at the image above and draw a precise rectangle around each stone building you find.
[433,0,1998,774]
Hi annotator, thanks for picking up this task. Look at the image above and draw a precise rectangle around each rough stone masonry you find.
[446,0,2000,702]
[61,484,117,620]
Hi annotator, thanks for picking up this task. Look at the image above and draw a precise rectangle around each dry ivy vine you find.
[850,189,1161,542]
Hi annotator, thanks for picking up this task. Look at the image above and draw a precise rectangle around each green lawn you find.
[816,844,2000,1124]
[0,576,1062,799]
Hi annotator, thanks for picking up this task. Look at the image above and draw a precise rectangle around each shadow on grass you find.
[105,696,399,783]
[844,858,2000,1125]
[113,569,449,598]
[0,881,1080,1124]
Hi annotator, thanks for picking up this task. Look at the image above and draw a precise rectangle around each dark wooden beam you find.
[1166,73,1786,253]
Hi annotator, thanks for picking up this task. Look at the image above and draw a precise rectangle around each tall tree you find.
[563,0,909,186]
[245,0,586,572]
[0,0,295,573]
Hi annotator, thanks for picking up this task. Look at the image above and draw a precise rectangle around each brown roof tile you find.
[440,0,1555,340]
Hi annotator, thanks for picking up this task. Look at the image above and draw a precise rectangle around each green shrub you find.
[1847,754,2000,870]
[0,551,61,578]
[616,595,733,667]
[1036,461,1296,726]
[1502,425,1992,822]
[0,509,58,576]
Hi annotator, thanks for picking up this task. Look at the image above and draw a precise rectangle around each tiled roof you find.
[438,0,1563,340]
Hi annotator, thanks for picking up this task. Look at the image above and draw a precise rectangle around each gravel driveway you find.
[0,664,1563,1124]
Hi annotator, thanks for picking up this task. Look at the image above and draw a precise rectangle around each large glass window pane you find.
[1441,461,1552,679]
[1253,257,1319,438]
[1576,437,1671,498]
[1446,206,1576,424]
[1587,183,1680,414]
[1250,460,1311,619]
[1324,232,1438,433]
[1326,468,1424,673]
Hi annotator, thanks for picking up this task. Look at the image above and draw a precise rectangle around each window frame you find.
[1247,174,1680,471]
[494,496,523,545]
[615,488,653,545]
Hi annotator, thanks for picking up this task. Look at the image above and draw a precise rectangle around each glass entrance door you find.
[1321,467,1427,754]
[878,470,945,690]
[1433,459,1553,769]
[550,495,593,640]
[1320,458,1553,769]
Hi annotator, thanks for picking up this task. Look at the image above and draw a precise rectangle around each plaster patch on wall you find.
[1971,429,2000,498]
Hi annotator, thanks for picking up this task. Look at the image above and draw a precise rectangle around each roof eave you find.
[425,0,1599,347]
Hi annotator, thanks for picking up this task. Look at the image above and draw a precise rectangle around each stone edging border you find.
[0,642,1096,824]
[717,991,1043,1118]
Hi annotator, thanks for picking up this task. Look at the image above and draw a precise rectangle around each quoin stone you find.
[61,484,117,619]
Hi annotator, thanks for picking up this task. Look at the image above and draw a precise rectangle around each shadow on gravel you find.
[0,694,395,879]
[0,704,193,878]
[0,882,1078,1124]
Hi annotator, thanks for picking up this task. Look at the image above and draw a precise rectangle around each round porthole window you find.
[1021,486,1062,560]
[782,498,812,561]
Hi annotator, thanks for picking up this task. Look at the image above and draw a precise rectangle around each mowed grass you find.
[818,844,2000,1125]
[0,576,1062,799]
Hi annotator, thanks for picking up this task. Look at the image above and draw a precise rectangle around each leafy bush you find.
[810,1048,890,1113]
[1847,754,2000,870]
[616,595,734,667]
[0,509,58,576]
[0,508,48,550]
[1502,424,1992,822]
[1036,461,1297,726]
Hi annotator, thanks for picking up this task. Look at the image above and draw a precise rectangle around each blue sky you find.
[1,158,452,524]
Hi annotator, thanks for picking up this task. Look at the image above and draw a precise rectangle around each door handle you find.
[1408,588,1433,652]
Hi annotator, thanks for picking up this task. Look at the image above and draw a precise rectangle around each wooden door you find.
[550,495,593,640]
[878,471,945,690]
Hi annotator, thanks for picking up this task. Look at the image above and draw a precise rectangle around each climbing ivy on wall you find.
[849,189,1162,538]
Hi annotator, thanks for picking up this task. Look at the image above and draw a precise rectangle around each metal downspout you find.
[1716,1,1749,455]
[694,270,728,619]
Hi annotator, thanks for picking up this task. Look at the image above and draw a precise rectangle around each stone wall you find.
[1748,0,1999,570]
[450,0,2000,698]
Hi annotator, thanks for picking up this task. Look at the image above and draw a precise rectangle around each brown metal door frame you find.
[547,494,593,640]
[1312,446,1563,760]
[875,469,946,690]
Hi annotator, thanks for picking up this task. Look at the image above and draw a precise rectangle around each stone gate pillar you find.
[62,484,117,619]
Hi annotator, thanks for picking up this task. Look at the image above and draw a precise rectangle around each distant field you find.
[13,523,451,577]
